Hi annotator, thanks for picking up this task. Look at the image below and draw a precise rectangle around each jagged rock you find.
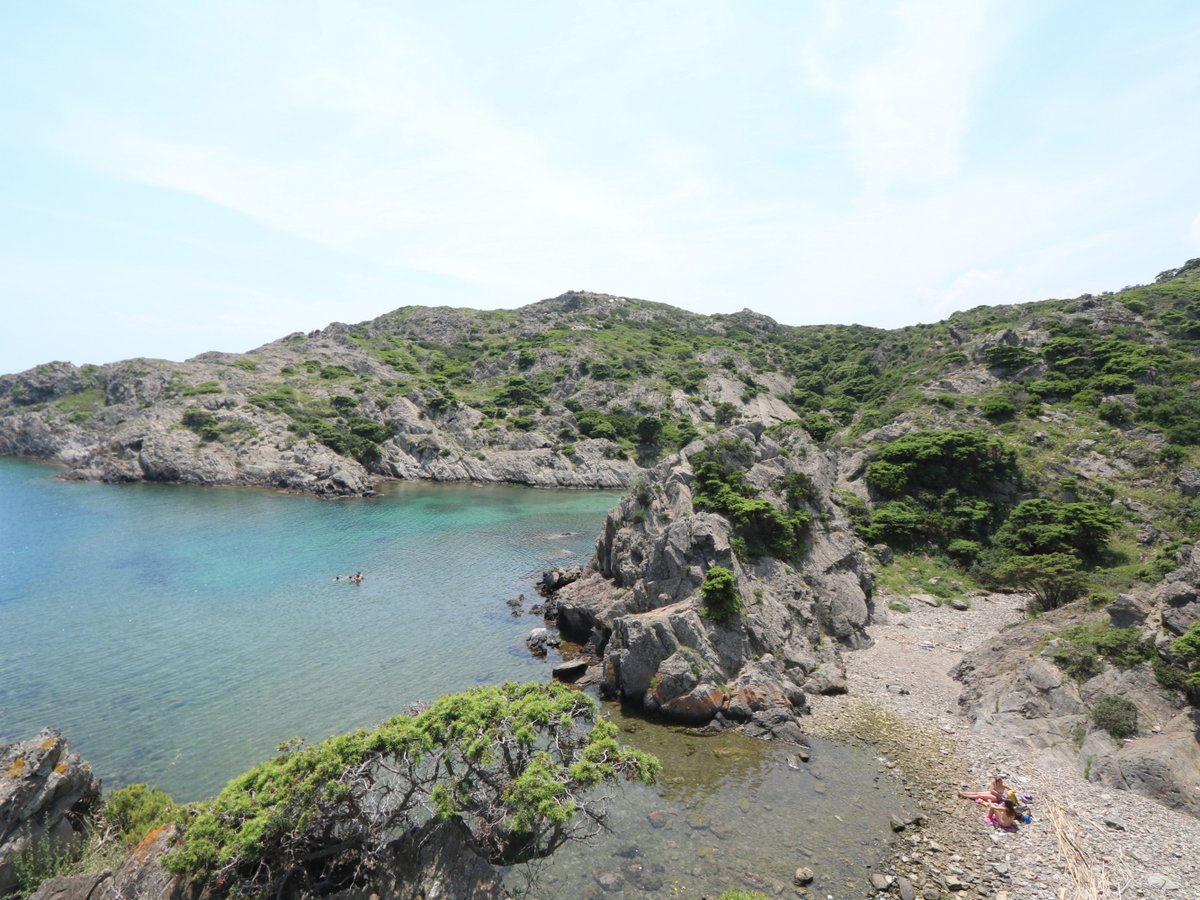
[1107,593,1151,628]
[0,729,101,898]
[1172,467,1200,498]
[537,566,582,596]
[955,547,1200,816]
[27,873,112,900]
[550,659,590,682]
[554,425,871,733]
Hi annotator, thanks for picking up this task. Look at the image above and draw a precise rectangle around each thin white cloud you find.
[800,0,998,194]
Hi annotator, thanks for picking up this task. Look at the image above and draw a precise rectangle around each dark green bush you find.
[691,440,808,560]
[993,499,1119,563]
[985,344,1038,374]
[1090,694,1138,738]
[981,393,1017,420]
[700,566,741,621]
[1047,624,1153,680]
[181,408,219,439]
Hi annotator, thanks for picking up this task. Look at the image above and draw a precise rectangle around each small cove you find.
[0,457,618,800]
[0,457,904,894]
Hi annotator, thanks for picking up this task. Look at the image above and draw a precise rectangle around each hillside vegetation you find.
[3,260,1199,598]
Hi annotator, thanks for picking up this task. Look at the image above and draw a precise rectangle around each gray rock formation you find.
[28,818,506,900]
[954,546,1200,817]
[551,423,873,737]
[0,729,101,897]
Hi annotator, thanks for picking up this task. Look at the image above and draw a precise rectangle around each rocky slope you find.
[6,260,1200,843]
[548,421,873,739]
[953,544,1200,817]
[0,294,813,495]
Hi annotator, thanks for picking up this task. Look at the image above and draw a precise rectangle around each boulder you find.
[0,729,101,898]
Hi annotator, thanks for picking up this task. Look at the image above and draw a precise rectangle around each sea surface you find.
[0,457,620,801]
[0,457,904,895]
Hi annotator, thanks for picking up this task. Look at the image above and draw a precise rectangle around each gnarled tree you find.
[164,682,659,896]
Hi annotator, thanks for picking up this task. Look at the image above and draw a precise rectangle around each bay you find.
[0,457,907,896]
[0,457,619,801]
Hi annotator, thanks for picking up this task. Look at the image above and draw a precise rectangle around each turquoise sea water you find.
[0,458,620,801]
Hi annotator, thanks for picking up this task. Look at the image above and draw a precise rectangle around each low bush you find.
[102,783,182,846]
[700,566,741,621]
[1046,624,1153,681]
[1090,694,1138,738]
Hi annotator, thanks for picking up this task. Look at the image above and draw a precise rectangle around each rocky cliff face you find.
[0,729,101,897]
[551,423,874,739]
[952,546,1200,816]
[0,293,800,495]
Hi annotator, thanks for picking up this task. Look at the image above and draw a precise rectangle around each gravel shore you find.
[803,591,1200,899]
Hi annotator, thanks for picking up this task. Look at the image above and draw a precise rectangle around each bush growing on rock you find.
[993,499,1120,564]
[1045,623,1153,680]
[102,783,182,846]
[993,552,1090,612]
[1156,623,1200,702]
[700,566,741,621]
[690,440,809,560]
[861,430,1018,552]
[1090,694,1138,738]
[163,682,658,897]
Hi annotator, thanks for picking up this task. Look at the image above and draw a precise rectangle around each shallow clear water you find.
[0,457,619,801]
[510,704,904,899]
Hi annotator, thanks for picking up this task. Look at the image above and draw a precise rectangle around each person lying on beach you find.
[980,796,1019,830]
[957,776,1009,803]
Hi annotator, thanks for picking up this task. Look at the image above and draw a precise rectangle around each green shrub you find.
[993,499,1119,563]
[994,552,1089,611]
[860,430,1018,551]
[9,834,83,896]
[981,393,1017,420]
[1097,401,1131,425]
[181,408,220,440]
[164,683,659,895]
[700,566,741,621]
[1047,624,1153,680]
[985,344,1038,374]
[1090,694,1138,738]
[946,538,982,564]
[102,784,181,846]
[1157,623,1200,702]
[691,440,809,559]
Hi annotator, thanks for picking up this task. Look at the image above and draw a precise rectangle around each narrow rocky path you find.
[803,592,1200,899]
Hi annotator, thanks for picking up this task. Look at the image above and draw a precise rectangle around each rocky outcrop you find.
[327,818,506,900]
[953,546,1200,817]
[0,729,101,897]
[550,423,873,738]
[28,817,506,900]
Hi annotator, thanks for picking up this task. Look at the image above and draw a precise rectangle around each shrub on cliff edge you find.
[163,682,658,897]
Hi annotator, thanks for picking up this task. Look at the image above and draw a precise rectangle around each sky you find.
[2,1,1199,374]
